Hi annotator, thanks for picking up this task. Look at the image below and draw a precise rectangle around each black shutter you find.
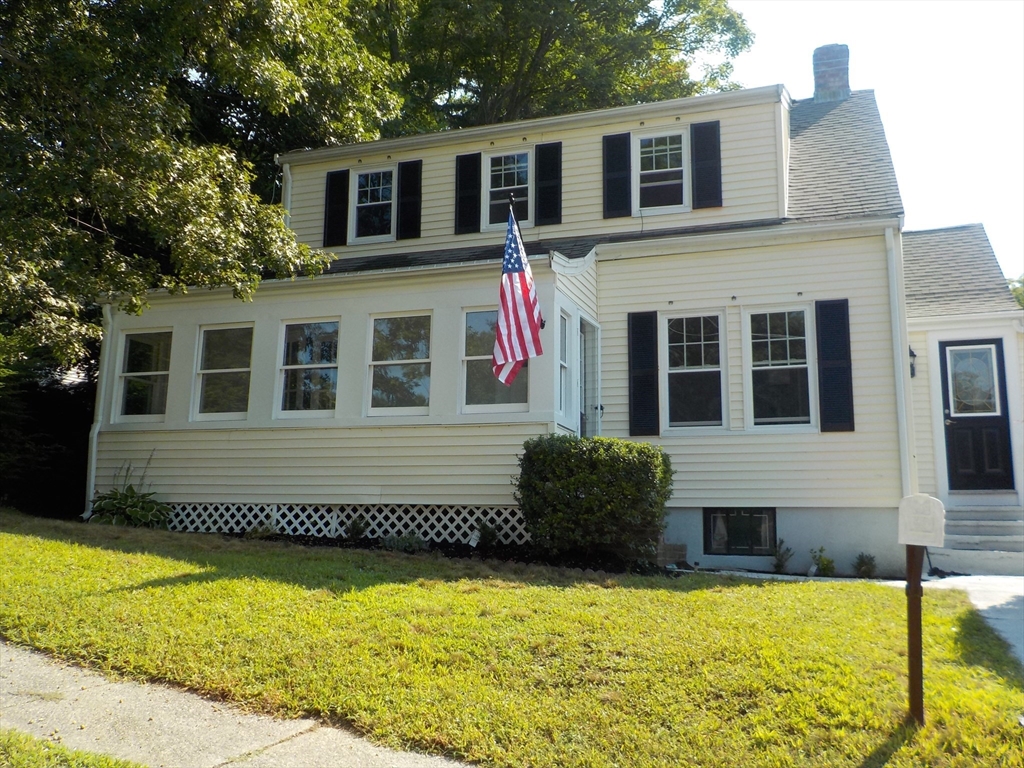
[396,160,422,240]
[628,312,660,436]
[323,169,349,247]
[816,299,855,432]
[690,121,722,209]
[603,133,631,218]
[535,142,562,226]
[455,152,481,234]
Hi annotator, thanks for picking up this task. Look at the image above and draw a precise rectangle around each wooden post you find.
[906,544,925,725]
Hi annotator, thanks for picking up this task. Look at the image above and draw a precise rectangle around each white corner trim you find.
[886,227,916,497]
[281,163,292,229]
[85,303,113,516]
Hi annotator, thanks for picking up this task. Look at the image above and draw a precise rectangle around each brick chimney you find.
[813,44,851,102]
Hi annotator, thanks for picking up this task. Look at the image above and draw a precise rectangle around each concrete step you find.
[945,519,1024,537]
[927,547,1024,577]
[945,506,1023,522]
[943,533,1024,552]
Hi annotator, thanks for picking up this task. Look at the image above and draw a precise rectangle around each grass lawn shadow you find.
[857,719,918,768]
[953,606,1024,692]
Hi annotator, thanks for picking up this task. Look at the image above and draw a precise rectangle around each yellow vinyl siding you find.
[555,260,599,321]
[597,232,902,508]
[287,100,782,254]
[95,424,543,505]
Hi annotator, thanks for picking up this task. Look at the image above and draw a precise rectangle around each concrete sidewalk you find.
[0,642,464,768]
[2,575,1021,767]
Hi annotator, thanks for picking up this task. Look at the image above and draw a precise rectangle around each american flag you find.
[493,210,543,385]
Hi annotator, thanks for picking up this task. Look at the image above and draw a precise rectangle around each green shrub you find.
[343,515,369,542]
[773,538,794,574]
[853,552,877,578]
[86,457,170,528]
[382,532,429,554]
[475,517,502,551]
[514,434,673,562]
[810,546,836,577]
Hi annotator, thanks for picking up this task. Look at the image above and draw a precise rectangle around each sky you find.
[722,0,1023,279]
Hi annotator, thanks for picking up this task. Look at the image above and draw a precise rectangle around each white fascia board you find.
[907,310,1024,332]
[594,217,901,262]
[549,248,596,276]
[277,85,786,167]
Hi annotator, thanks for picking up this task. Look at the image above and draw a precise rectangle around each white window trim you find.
[114,328,173,424]
[945,343,1002,418]
[481,147,534,232]
[461,307,529,415]
[741,304,818,432]
[192,323,253,422]
[349,165,397,244]
[631,128,692,217]
[659,310,729,434]
[274,317,341,420]
[367,311,433,417]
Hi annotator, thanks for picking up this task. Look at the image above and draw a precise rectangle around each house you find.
[86,45,1021,577]
[902,225,1023,574]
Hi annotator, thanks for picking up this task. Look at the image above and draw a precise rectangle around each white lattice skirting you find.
[168,502,528,545]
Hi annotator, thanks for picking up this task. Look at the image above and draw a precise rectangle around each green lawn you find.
[0,729,144,768]
[1,509,1021,767]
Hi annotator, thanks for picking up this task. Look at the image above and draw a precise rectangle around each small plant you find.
[810,547,836,577]
[476,518,502,550]
[772,539,794,574]
[344,515,369,542]
[243,522,278,540]
[852,552,877,578]
[86,453,170,528]
[382,532,429,554]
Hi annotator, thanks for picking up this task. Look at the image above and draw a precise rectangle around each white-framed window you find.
[351,167,395,242]
[484,149,531,229]
[463,309,528,411]
[119,331,172,418]
[704,508,777,555]
[195,325,253,419]
[558,312,570,415]
[666,314,723,427]
[369,314,431,414]
[279,320,339,414]
[749,309,811,425]
[632,130,691,215]
[946,344,1001,416]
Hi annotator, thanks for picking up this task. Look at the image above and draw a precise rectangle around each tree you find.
[0,0,402,371]
[353,0,753,134]
[1010,275,1024,308]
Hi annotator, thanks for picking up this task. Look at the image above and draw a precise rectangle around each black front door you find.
[939,339,1014,490]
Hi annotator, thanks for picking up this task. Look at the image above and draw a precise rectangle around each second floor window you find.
[638,134,685,209]
[488,152,529,225]
[355,169,393,239]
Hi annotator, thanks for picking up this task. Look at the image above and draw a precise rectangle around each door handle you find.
[945,419,954,426]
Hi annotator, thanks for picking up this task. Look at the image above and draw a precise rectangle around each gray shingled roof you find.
[903,224,1020,318]
[787,90,904,221]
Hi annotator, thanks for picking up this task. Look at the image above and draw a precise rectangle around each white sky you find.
[724,0,1024,279]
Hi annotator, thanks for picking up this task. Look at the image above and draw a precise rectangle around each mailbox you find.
[898,494,946,548]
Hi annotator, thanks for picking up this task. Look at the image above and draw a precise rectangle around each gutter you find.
[885,227,917,498]
[84,302,113,517]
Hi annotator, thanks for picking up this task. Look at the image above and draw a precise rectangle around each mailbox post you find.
[897,494,946,726]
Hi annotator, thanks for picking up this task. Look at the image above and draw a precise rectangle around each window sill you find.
[633,204,692,218]
[274,409,336,420]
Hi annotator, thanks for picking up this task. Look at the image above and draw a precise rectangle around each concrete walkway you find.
[2,575,1021,767]
[0,642,464,768]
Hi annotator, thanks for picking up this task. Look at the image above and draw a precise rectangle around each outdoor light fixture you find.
[909,346,917,378]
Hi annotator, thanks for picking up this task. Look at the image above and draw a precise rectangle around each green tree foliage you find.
[354,0,753,134]
[0,0,402,370]
[1009,275,1024,307]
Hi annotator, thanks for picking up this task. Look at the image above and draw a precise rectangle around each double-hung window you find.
[197,326,252,416]
[353,168,394,241]
[120,332,172,416]
[750,310,810,424]
[633,131,690,214]
[370,315,431,412]
[280,321,339,412]
[464,310,527,410]
[487,151,529,226]
[667,315,722,427]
